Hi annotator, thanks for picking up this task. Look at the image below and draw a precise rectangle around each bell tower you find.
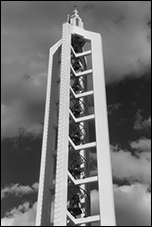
[36,7,116,226]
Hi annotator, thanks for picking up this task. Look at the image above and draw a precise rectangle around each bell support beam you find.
[70,65,93,77]
[71,45,92,58]
[69,109,95,123]
[67,211,100,225]
[70,86,93,99]
[69,136,96,151]
[68,171,98,185]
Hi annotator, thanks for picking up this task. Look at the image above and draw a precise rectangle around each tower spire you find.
[67,5,83,28]
[73,5,78,17]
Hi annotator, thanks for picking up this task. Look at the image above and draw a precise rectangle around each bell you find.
[73,61,81,71]
[74,65,80,72]
[73,84,81,93]
[69,163,81,179]
[73,168,81,176]
[73,109,81,117]
[72,135,81,145]
[68,193,82,217]
[72,207,82,216]
[67,207,82,218]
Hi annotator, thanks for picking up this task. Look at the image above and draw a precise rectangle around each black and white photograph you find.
[1,1,151,226]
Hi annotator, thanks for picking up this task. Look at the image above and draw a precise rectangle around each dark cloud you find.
[106,74,151,146]
[1,132,41,219]
[1,133,42,187]
[1,1,151,136]
[83,3,94,11]
[148,21,151,28]
[113,15,125,24]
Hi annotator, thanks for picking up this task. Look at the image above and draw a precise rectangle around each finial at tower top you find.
[67,5,83,28]
[73,5,79,17]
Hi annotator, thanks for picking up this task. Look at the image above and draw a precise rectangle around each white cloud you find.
[133,110,151,131]
[111,147,151,185]
[130,137,151,161]
[114,183,151,226]
[1,184,151,226]
[138,151,151,161]
[90,183,151,226]
[31,182,39,191]
[1,183,38,199]
[1,201,37,226]
[89,143,151,184]
[130,138,151,152]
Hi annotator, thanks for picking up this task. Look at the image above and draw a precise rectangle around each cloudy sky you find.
[1,1,151,226]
